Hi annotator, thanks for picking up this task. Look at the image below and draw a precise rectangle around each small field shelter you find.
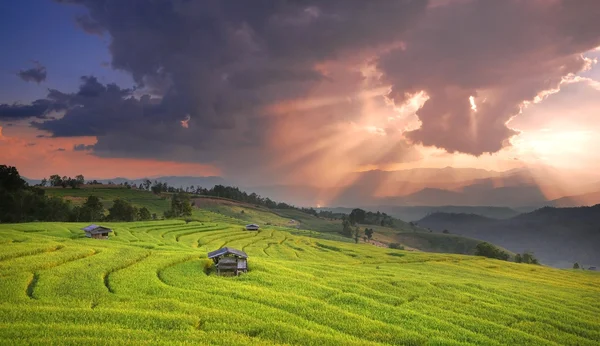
[208,247,248,276]
[245,224,260,231]
[82,224,113,239]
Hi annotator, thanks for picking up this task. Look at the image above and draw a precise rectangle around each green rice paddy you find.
[1,219,599,345]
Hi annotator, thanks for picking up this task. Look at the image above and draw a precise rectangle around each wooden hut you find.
[82,224,113,239]
[208,247,248,276]
[245,223,260,231]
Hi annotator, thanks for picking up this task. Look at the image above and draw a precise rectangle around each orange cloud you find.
[0,125,220,179]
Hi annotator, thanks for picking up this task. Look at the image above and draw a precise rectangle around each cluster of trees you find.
[475,242,540,264]
[70,196,153,222]
[40,174,86,189]
[474,242,510,261]
[341,220,373,244]
[145,183,323,218]
[514,252,540,265]
[337,208,400,241]
[0,165,158,223]
[348,208,396,227]
[164,192,192,218]
[1,165,73,222]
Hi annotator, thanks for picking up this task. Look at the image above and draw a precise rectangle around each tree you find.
[573,262,580,269]
[474,242,510,261]
[515,253,523,263]
[75,175,85,187]
[0,165,27,192]
[40,196,72,221]
[80,196,104,222]
[349,208,366,225]
[108,199,138,221]
[353,227,360,244]
[49,174,62,187]
[341,219,353,237]
[0,166,77,223]
[442,229,450,234]
[521,252,539,265]
[165,192,192,218]
[138,207,151,221]
[365,228,374,240]
[67,178,79,189]
[151,180,164,194]
[40,178,48,187]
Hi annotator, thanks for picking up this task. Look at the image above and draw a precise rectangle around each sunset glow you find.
[1,0,599,206]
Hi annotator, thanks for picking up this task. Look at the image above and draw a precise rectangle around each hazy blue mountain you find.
[416,205,600,268]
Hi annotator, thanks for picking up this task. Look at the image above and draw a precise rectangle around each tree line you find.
[0,165,195,223]
[139,182,320,216]
[475,242,539,264]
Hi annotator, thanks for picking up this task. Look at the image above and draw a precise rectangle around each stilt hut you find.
[208,247,248,276]
[245,224,260,231]
[82,224,112,239]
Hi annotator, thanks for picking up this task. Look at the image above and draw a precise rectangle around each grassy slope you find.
[45,187,170,215]
[43,187,495,254]
[1,219,599,345]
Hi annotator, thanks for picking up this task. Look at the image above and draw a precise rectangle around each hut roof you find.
[208,247,248,259]
[81,224,113,234]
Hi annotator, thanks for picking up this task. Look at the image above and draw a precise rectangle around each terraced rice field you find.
[1,220,599,345]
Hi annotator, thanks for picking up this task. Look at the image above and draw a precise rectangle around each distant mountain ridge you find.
[321,206,520,221]
[24,166,600,209]
[416,205,600,268]
[25,176,229,190]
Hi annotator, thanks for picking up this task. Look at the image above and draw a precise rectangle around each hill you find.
[548,190,600,208]
[192,196,495,255]
[44,186,170,216]
[323,206,520,221]
[1,220,599,344]
[417,206,600,268]
[43,187,491,255]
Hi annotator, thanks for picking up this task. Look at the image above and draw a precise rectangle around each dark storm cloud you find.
[0,99,62,120]
[73,144,94,151]
[36,0,600,171]
[44,0,428,168]
[17,62,47,83]
[378,0,600,155]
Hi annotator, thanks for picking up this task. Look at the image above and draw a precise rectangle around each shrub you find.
[521,252,540,265]
[389,243,405,250]
[515,253,523,263]
[475,242,510,261]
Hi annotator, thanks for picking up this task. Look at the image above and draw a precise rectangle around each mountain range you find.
[416,205,600,268]
[25,166,600,209]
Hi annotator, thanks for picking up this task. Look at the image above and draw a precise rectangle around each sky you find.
[1,0,600,189]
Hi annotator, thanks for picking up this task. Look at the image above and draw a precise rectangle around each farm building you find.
[81,224,113,239]
[589,266,597,271]
[208,247,248,276]
[245,223,260,231]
